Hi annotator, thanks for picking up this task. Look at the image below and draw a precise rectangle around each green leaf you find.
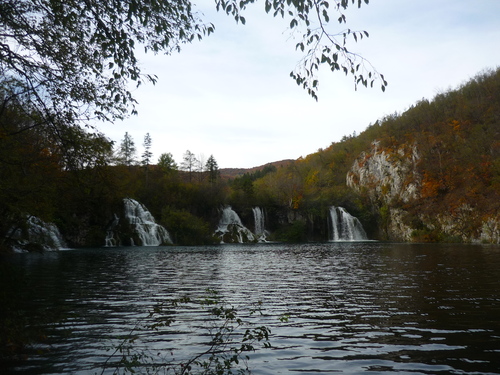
[322,9,329,22]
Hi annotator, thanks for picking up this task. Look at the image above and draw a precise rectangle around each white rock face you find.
[387,209,414,242]
[432,205,499,244]
[479,216,500,244]
[347,141,499,244]
[347,141,420,204]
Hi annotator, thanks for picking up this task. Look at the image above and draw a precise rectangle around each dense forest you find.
[1,68,499,251]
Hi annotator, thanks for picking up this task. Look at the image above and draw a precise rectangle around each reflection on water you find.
[2,243,500,374]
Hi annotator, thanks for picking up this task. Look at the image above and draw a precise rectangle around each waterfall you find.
[28,216,67,250]
[329,206,368,241]
[104,232,115,247]
[123,198,172,246]
[252,207,268,242]
[9,215,67,251]
[104,214,120,247]
[216,206,255,243]
[329,207,340,241]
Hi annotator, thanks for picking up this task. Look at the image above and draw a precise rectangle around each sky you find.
[97,0,500,169]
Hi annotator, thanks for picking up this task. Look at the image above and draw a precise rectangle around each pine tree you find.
[205,155,220,184]
[142,133,153,168]
[118,132,137,166]
[181,150,198,182]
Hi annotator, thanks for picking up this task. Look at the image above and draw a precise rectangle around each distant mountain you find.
[219,159,294,179]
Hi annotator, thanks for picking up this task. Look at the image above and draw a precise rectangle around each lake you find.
[2,242,500,374]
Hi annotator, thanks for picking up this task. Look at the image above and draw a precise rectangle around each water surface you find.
[3,242,500,374]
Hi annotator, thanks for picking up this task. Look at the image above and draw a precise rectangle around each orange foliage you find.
[421,172,440,198]
[292,193,303,209]
[449,119,461,132]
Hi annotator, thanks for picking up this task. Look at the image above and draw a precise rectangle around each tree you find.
[141,133,153,168]
[117,132,137,167]
[158,152,178,173]
[181,150,198,182]
[0,0,384,133]
[141,132,153,187]
[0,0,214,128]
[205,155,220,184]
[197,153,206,183]
[58,127,115,171]
[0,96,61,250]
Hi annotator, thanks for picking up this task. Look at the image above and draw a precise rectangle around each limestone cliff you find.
[347,141,499,243]
[347,141,420,205]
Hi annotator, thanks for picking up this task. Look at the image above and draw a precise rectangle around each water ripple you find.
[5,243,500,374]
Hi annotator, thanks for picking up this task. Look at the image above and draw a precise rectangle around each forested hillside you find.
[251,68,500,242]
[1,68,499,251]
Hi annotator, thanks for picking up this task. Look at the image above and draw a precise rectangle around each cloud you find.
[98,0,500,168]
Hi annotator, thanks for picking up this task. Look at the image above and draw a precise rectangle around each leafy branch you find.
[99,290,272,375]
[216,0,388,100]
[0,0,215,127]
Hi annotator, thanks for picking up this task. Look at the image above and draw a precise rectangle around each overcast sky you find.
[97,0,500,169]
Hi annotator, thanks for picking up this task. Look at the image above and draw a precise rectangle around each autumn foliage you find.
[1,68,500,249]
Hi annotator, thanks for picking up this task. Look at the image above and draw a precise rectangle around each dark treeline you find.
[1,68,499,251]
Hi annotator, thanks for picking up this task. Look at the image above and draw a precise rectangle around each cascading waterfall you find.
[216,206,255,243]
[9,215,67,251]
[329,206,368,241]
[104,214,120,247]
[252,207,268,242]
[123,198,172,246]
[28,216,67,250]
